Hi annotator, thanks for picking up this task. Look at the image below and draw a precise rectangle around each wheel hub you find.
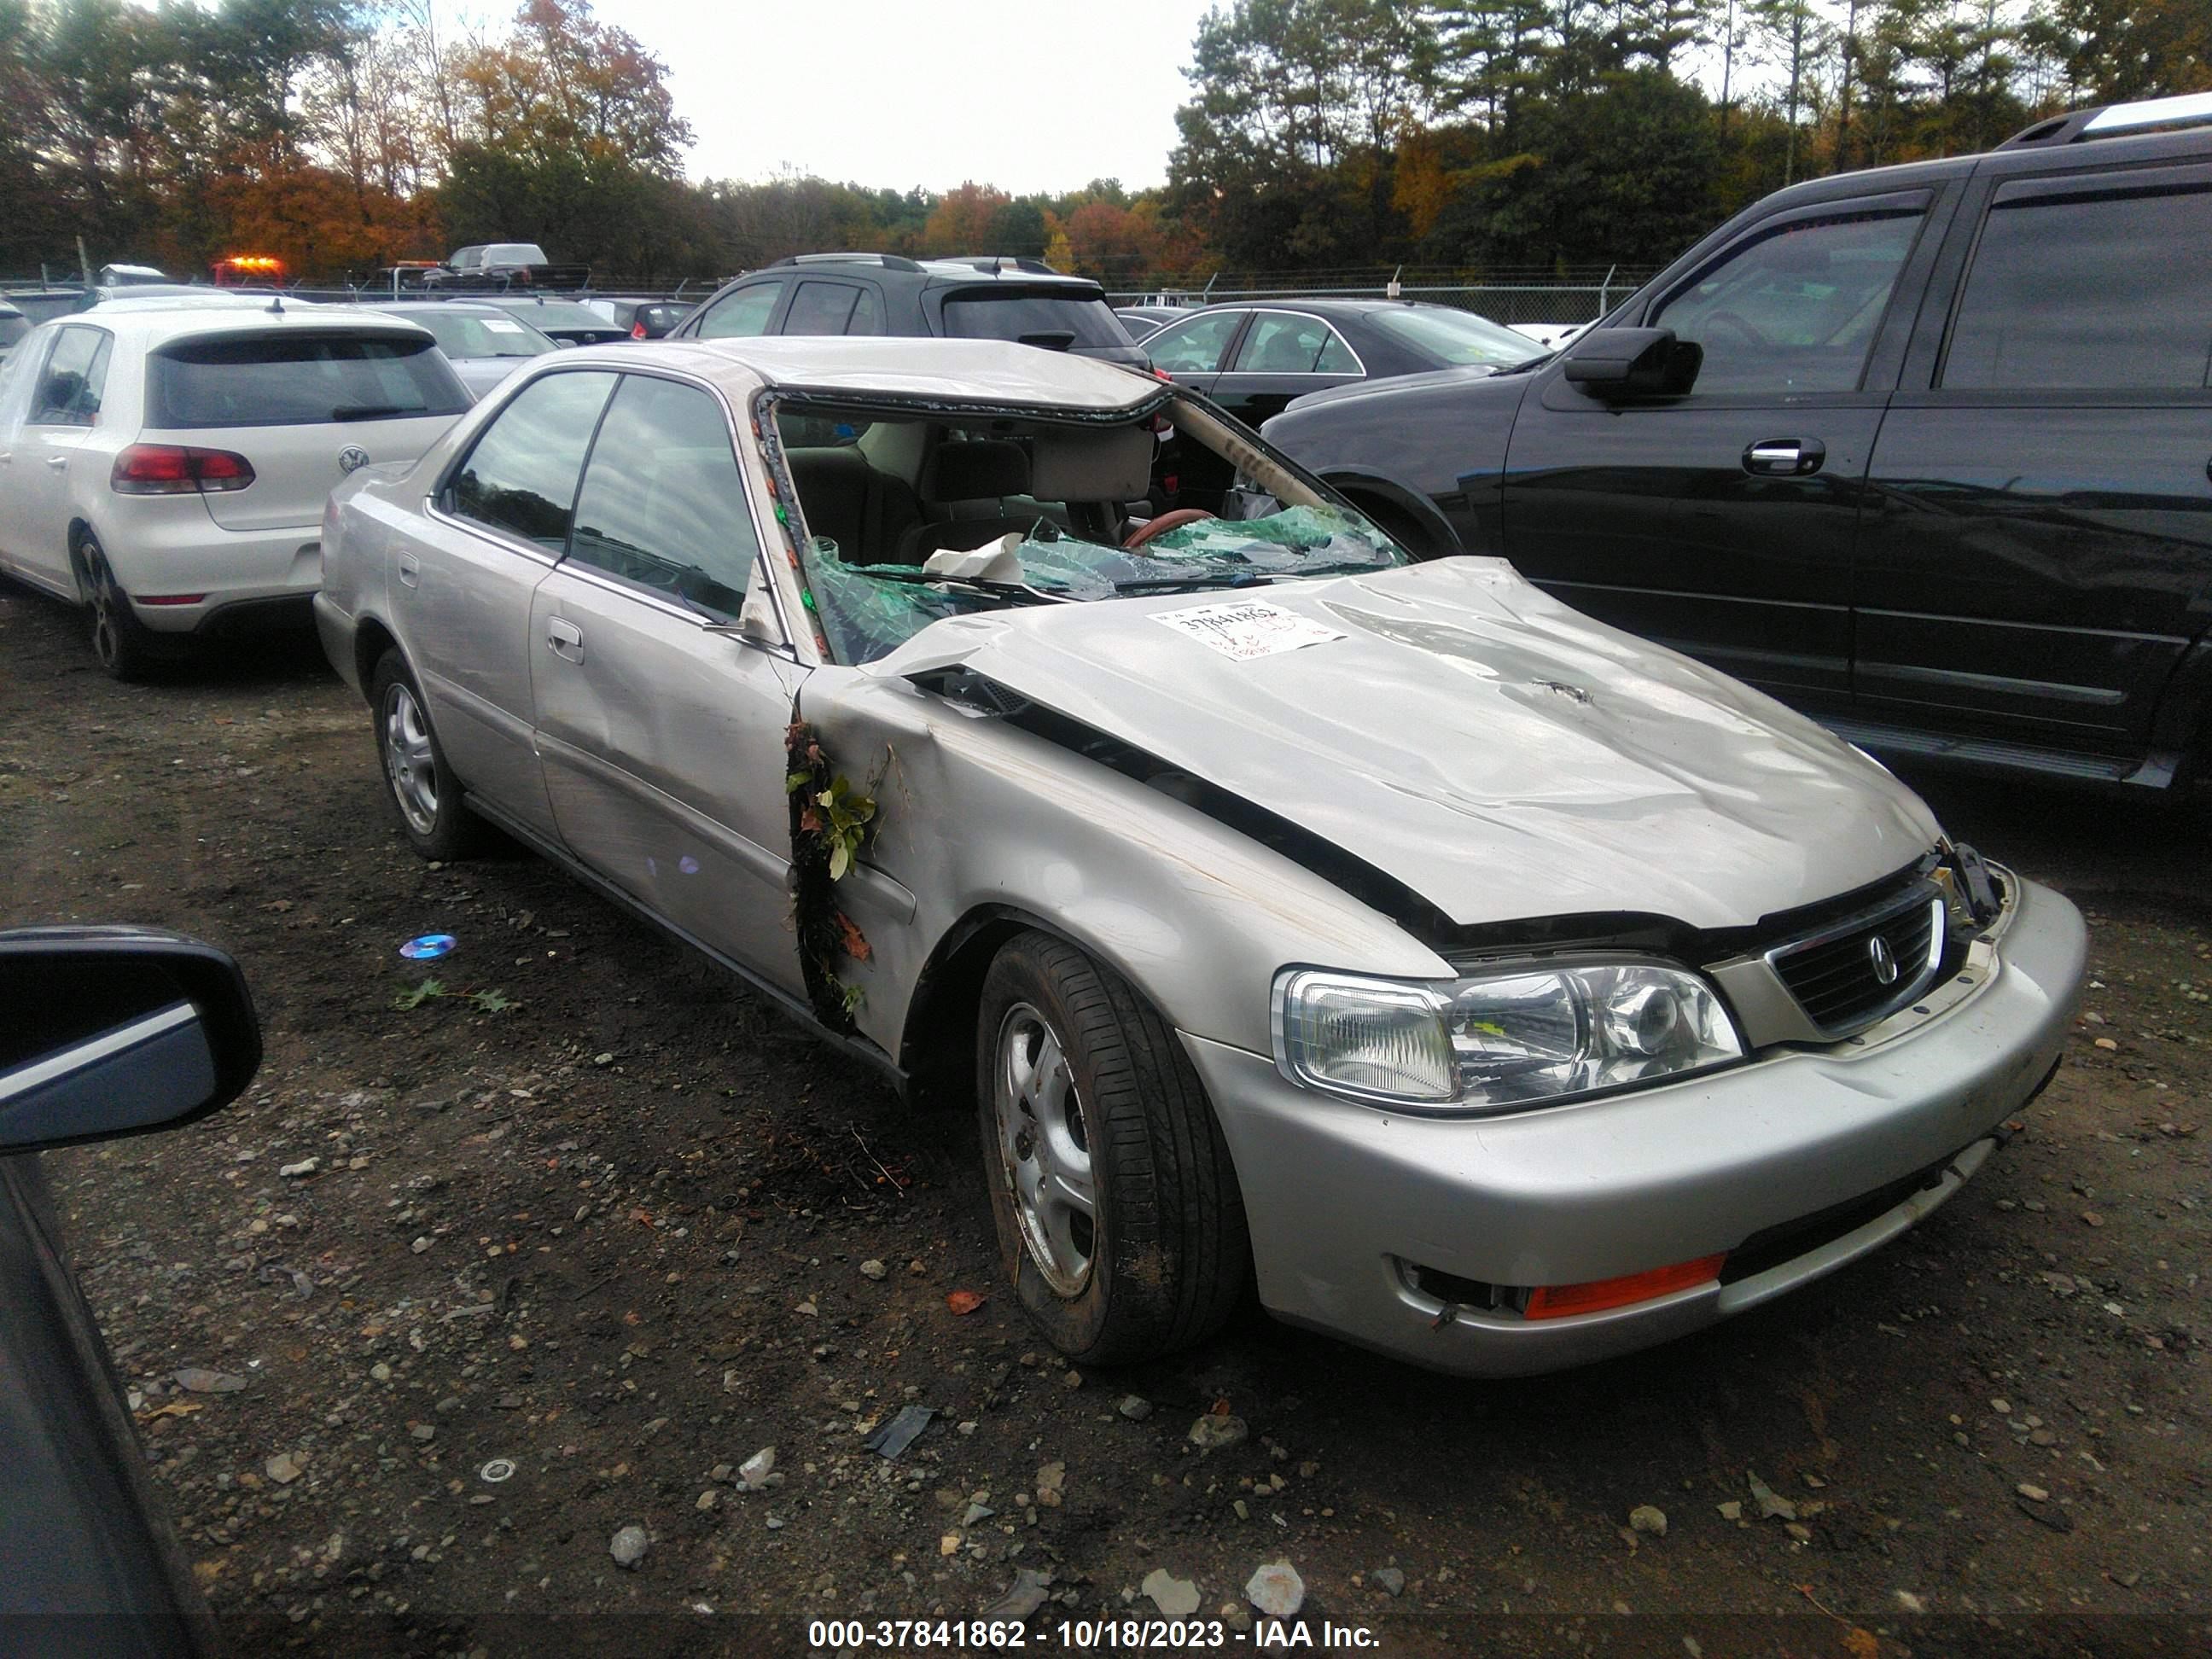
[992,1003,1097,1297]
[381,684,439,836]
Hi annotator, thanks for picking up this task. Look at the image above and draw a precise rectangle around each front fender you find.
[800,670,1448,1066]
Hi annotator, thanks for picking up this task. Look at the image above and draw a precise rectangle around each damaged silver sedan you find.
[314,336,2086,1377]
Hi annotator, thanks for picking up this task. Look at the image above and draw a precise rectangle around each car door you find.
[529,370,807,992]
[1206,308,1365,428]
[1501,189,1948,708]
[1141,310,1251,511]
[0,327,56,573]
[11,325,113,591]
[1854,156,2212,767]
[409,368,620,840]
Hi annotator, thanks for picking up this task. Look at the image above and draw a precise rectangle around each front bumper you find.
[1185,873,2085,1377]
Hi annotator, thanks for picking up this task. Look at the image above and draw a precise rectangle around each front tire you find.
[81,537,159,681]
[369,649,486,860]
[976,931,1249,1365]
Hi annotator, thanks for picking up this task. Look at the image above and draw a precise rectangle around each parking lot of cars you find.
[1,95,2208,1656]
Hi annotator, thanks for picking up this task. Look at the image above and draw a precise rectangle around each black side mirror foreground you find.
[0,928,261,1155]
[1560,327,1703,400]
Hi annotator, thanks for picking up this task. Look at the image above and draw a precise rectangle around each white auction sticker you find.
[1150,597,1346,661]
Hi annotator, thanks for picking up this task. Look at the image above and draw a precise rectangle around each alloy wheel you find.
[381,682,439,836]
[992,1001,1097,1296]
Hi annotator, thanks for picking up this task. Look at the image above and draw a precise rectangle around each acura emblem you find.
[1868,934,1900,985]
[338,445,372,474]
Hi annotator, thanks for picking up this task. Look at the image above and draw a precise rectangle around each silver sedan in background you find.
[311,335,2085,1378]
[364,300,559,399]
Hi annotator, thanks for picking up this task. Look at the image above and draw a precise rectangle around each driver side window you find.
[1650,210,1924,395]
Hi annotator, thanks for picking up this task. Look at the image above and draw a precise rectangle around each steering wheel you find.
[1123,508,1216,551]
[1701,311,1768,350]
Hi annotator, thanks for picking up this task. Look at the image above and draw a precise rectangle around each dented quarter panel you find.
[798,667,1453,1062]
[861,558,1943,934]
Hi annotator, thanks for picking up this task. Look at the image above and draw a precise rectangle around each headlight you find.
[1272,962,1744,1112]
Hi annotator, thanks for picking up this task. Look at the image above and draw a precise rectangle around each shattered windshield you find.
[774,398,1411,666]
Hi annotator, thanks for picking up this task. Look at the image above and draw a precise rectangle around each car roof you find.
[551,335,1162,412]
[36,303,434,345]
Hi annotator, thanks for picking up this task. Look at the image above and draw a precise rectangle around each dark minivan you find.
[1265,91,2212,794]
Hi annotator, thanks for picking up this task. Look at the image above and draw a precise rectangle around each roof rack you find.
[769,252,925,273]
[2000,90,2212,149]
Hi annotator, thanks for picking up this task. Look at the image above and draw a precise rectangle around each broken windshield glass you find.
[808,504,1404,665]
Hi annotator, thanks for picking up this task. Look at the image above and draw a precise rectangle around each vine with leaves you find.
[785,720,883,1031]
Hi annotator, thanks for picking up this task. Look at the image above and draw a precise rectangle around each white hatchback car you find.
[0,301,469,677]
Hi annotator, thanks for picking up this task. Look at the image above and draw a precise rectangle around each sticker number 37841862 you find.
[1150,597,1346,661]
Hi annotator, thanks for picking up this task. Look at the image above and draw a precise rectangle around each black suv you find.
[667,253,1150,370]
[1266,94,2212,794]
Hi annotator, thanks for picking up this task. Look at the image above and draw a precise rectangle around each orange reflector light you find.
[138,593,207,606]
[1523,1253,1727,1320]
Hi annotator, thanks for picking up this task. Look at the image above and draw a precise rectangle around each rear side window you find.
[148,332,469,428]
[697,282,782,339]
[939,289,1128,349]
[0,311,27,351]
[568,375,759,615]
[1943,178,2212,390]
[449,370,618,551]
[32,325,111,425]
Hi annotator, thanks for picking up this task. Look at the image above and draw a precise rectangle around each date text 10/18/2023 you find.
[807,1618,1384,1650]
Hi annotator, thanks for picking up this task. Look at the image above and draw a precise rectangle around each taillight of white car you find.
[110,445,257,495]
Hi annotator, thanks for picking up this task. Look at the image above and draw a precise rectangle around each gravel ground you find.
[2,576,2207,1658]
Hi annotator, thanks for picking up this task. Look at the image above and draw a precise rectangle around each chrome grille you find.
[1767,884,1947,1037]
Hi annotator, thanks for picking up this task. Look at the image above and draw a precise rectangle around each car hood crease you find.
[873,559,1941,934]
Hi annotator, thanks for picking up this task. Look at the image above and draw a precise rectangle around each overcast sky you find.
[588,0,1220,195]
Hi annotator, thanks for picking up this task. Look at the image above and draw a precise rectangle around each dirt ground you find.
[2,576,2206,1659]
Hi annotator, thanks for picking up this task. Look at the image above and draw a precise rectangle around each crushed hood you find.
[874,558,1942,933]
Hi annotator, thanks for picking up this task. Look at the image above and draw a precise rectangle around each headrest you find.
[1025,424,1154,503]
[785,445,872,487]
[922,439,1029,502]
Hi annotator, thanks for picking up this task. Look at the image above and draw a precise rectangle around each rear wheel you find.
[975,931,1249,1365]
[369,649,487,860]
[81,536,158,681]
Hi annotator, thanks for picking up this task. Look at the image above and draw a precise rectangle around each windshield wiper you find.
[331,404,410,421]
[847,566,1074,604]
[1113,571,1278,594]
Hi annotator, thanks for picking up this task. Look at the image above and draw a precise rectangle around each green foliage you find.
[393,978,521,1015]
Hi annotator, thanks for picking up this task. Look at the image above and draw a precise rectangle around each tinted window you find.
[568,375,758,616]
[1365,306,1537,367]
[0,310,27,351]
[697,282,782,339]
[939,289,1128,348]
[1144,311,1244,373]
[148,332,469,428]
[406,311,555,360]
[32,326,110,424]
[1233,312,1354,374]
[450,370,617,550]
[1944,181,2212,390]
[848,287,879,335]
[1651,209,1923,394]
[786,281,865,335]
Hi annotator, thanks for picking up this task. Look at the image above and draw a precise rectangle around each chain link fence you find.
[1104,267,1663,328]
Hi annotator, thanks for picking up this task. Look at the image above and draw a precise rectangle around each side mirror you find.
[1560,327,1703,400]
[0,928,261,1155]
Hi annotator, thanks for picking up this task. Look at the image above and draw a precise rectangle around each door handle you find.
[45,454,69,471]
[397,552,420,589]
[546,617,584,663]
[1743,438,1825,476]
